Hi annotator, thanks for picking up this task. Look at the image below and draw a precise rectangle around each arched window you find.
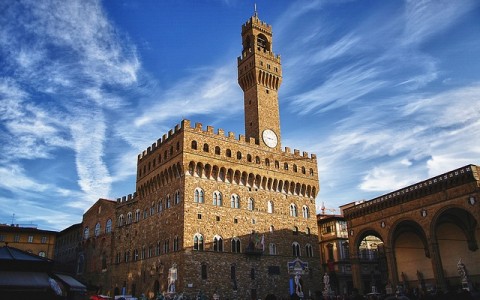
[265,158,270,166]
[284,163,289,170]
[83,227,89,239]
[275,160,279,169]
[302,205,310,218]
[193,234,204,251]
[289,203,298,217]
[194,188,204,203]
[269,243,277,255]
[141,246,146,260]
[247,198,254,211]
[226,149,232,157]
[236,151,242,160]
[247,154,252,162]
[305,244,313,257]
[231,237,241,253]
[106,219,112,233]
[166,195,171,208]
[150,202,155,215]
[231,194,240,209]
[305,227,311,235]
[213,235,223,252]
[158,200,163,212]
[267,201,274,213]
[309,168,314,176]
[135,209,141,222]
[127,212,133,224]
[301,166,306,174]
[255,156,261,164]
[94,223,101,236]
[203,143,209,152]
[213,191,222,206]
[215,146,220,155]
[191,140,197,150]
[125,251,130,262]
[133,249,139,261]
[292,242,301,257]
[118,215,124,227]
[175,190,181,204]
[173,236,179,251]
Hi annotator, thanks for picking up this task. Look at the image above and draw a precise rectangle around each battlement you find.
[242,15,272,33]
[116,192,137,204]
[137,119,317,162]
[138,121,186,161]
[237,47,281,64]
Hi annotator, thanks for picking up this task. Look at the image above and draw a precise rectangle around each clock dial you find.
[262,129,278,148]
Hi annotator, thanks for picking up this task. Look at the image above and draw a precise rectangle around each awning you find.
[0,271,50,289]
[54,273,86,292]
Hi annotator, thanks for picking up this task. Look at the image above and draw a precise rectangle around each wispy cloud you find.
[0,0,140,213]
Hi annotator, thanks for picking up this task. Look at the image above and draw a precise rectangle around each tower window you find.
[266,89,269,94]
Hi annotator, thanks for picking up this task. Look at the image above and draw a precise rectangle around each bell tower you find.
[237,10,282,150]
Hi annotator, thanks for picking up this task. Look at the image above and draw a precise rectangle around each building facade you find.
[342,164,480,295]
[78,11,321,299]
[0,224,57,259]
[78,198,116,293]
[54,223,82,274]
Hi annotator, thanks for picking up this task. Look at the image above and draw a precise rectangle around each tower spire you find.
[254,3,257,17]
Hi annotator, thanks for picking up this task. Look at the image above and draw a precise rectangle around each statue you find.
[457,259,467,280]
[294,272,304,297]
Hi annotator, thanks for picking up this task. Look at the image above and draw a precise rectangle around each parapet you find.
[138,119,318,161]
[116,193,136,204]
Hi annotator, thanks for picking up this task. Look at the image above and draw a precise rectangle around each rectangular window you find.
[197,214,202,219]
[0,235,4,242]
[234,218,238,224]
[201,264,207,279]
[14,235,20,242]
[28,236,33,243]
[41,236,47,243]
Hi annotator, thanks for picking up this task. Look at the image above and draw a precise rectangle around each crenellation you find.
[303,151,308,157]
[294,149,300,156]
[168,129,173,137]
[174,124,180,132]
[228,131,235,139]
[147,146,151,154]
[284,146,291,154]
[217,128,224,136]
[194,122,203,130]
[238,134,245,143]
[206,125,214,133]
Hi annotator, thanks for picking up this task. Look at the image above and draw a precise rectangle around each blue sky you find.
[1,0,479,231]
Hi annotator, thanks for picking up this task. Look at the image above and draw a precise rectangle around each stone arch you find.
[241,171,248,186]
[234,170,241,185]
[212,165,219,180]
[188,161,195,176]
[430,205,479,284]
[204,164,212,179]
[389,219,432,284]
[195,162,204,178]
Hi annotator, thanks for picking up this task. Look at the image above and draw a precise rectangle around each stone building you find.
[77,11,321,299]
[342,164,480,295]
[78,198,116,293]
[54,222,82,274]
[0,223,57,259]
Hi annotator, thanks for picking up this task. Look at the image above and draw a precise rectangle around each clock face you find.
[262,129,278,148]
